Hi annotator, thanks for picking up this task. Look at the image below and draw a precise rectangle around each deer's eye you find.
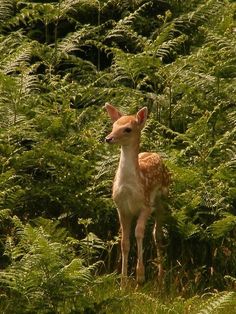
[124,127,132,133]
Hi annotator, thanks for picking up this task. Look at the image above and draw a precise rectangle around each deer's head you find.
[105,103,148,146]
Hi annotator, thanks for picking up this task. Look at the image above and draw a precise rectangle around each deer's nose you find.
[105,136,113,143]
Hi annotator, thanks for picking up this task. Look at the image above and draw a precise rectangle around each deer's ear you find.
[136,107,148,127]
[105,103,123,122]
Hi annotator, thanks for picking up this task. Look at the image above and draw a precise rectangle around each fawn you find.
[105,103,170,287]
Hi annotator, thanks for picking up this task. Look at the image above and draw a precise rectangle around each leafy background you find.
[0,0,235,313]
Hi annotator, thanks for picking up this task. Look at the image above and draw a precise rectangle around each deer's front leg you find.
[119,212,132,287]
[135,209,151,284]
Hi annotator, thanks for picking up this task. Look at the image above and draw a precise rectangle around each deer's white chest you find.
[112,157,145,216]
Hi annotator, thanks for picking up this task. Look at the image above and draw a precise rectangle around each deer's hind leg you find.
[153,201,165,287]
[135,209,151,284]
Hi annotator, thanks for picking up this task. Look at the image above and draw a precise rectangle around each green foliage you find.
[0,0,235,310]
[85,288,236,314]
[193,292,236,314]
[0,219,116,313]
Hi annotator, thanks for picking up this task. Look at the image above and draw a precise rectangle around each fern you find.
[57,24,96,54]
[0,208,12,222]
[208,215,236,239]
[0,41,33,74]
[145,0,225,62]
[0,221,106,313]
[0,185,25,210]
[155,34,189,61]
[33,217,69,241]
[111,49,161,88]
[0,65,39,128]
[57,0,83,19]
[115,1,152,28]
[225,275,236,287]
[172,0,224,35]
[107,24,143,49]
[6,0,82,27]
[195,292,236,314]
[174,211,202,239]
[79,232,106,264]
[0,0,14,24]
[105,12,146,53]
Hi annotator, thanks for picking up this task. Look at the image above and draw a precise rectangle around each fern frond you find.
[173,210,202,239]
[206,31,235,53]
[0,208,12,222]
[0,41,33,74]
[225,275,236,286]
[33,217,68,241]
[209,128,236,159]
[0,185,25,209]
[0,220,106,313]
[79,232,106,263]
[0,0,14,24]
[57,24,95,54]
[208,214,236,239]
[146,0,224,62]
[111,49,161,87]
[0,31,27,60]
[227,110,236,129]
[196,292,236,314]
[7,0,82,28]
[62,258,94,282]
[116,1,152,27]
[155,34,188,61]
[105,23,145,52]
[173,0,224,34]
[58,0,83,18]
[205,31,236,78]
[14,66,40,96]
[6,2,55,27]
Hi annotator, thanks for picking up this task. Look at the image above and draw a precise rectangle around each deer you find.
[104,103,170,287]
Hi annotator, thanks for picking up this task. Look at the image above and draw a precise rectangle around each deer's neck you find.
[118,142,140,179]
